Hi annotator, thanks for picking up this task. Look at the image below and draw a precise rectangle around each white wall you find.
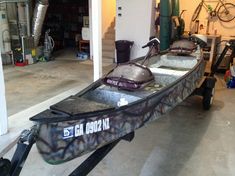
[0,53,8,135]
[89,0,93,59]
[91,0,102,80]
[102,0,116,37]
[116,0,156,59]
[180,0,235,38]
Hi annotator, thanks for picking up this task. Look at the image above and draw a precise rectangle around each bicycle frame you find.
[192,0,234,22]
[201,0,222,13]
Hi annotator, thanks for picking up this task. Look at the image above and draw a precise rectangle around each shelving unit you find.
[42,0,89,50]
[203,35,221,63]
[79,40,90,52]
[216,36,235,70]
[202,35,221,73]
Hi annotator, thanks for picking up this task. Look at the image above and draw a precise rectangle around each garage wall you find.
[116,0,156,59]
[180,0,235,37]
[102,0,116,37]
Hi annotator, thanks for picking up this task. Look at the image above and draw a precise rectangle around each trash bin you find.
[115,40,134,63]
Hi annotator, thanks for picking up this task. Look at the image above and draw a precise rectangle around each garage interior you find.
[1,0,117,115]
[1,0,235,176]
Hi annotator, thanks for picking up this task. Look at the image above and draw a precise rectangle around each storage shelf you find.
[202,35,221,65]
[42,0,88,49]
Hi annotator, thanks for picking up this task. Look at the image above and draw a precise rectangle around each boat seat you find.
[50,96,114,116]
[82,87,142,107]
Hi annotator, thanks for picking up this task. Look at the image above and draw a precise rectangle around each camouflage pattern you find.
[32,57,206,165]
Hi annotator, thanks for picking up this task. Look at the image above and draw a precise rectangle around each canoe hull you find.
[34,58,206,165]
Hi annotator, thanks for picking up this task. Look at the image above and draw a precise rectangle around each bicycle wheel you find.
[217,3,235,22]
[192,3,203,22]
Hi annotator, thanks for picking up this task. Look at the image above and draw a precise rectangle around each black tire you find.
[192,3,203,22]
[203,87,215,110]
[217,3,235,22]
[0,158,11,176]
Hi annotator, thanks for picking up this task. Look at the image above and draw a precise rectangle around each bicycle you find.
[192,0,235,22]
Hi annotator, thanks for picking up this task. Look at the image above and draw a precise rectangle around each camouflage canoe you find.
[30,53,206,165]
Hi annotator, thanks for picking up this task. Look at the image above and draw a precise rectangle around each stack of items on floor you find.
[13,33,55,66]
[224,65,235,88]
[76,52,89,61]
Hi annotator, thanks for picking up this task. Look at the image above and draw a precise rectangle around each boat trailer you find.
[194,39,235,110]
[0,126,134,176]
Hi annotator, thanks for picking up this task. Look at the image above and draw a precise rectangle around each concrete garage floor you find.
[4,49,113,116]
[2,52,235,176]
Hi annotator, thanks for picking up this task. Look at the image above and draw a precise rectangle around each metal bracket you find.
[1,126,38,176]
[69,132,135,176]
[1,128,134,176]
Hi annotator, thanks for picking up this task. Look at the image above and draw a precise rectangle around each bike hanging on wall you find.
[192,0,235,22]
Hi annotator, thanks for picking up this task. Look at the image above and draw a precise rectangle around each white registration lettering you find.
[75,124,84,137]
[93,121,98,132]
[85,122,91,134]
[89,122,94,134]
[85,118,110,135]
[97,120,102,132]
[102,118,110,130]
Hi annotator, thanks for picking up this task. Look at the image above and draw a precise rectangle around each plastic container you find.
[76,52,89,60]
[115,40,134,63]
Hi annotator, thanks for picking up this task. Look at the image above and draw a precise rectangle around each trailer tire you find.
[203,87,215,110]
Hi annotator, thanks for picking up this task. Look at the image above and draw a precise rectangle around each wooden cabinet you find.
[79,40,90,52]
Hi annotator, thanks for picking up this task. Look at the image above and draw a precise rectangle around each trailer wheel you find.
[203,87,215,110]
